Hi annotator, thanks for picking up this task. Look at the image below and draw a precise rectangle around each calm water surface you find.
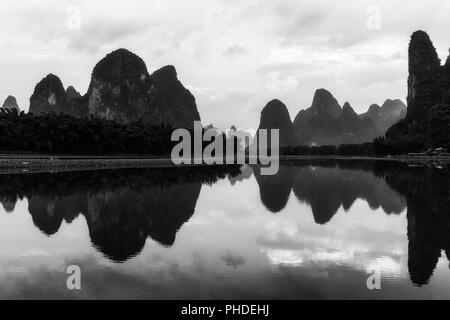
[0,161,449,299]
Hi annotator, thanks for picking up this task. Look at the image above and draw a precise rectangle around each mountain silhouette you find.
[337,102,381,144]
[1,95,20,112]
[0,161,449,286]
[252,160,408,220]
[387,30,450,151]
[29,74,67,115]
[252,165,294,213]
[360,99,407,134]
[28,193,85,235]
[0,166,239,262]
[293,89,341,147]
[148,65,201,129]
[65,86,81,103]
[294,89,342,130]
[86,48,155,124]
[83,181,201,261]
[383,164,450,285]
[27,49,201,129]
[293,89,381,146]
[292,161,406,224]
[257,99,296,148]
[228,165,253,185]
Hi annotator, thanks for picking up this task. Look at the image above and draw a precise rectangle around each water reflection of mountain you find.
[253,161,407,222]
[253,165,294,213]
[254,160,450,286]
[383,164,450,286]
[228,165,253,186]
[0,166,240,262]
[1,161,449,286]
[293,164,408,224]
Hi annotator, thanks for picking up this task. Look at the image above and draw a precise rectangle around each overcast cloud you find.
[0,0,449,129]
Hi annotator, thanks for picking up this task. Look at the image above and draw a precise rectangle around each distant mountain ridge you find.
[294,89,341,128]
[337,102,381,144]
[253,88,406,148]
[291,89,382,146]
[65,86,81,103]
[360,99,407,133]
[2,95,20,111]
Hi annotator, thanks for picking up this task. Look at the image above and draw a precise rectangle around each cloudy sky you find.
[0,0,449,129]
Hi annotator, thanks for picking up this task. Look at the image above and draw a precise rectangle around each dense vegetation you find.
[0,108,175,155]
[0,108,441,158]
[0,109,240,156]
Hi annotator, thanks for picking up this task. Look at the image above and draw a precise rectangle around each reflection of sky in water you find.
[0,166,450,299]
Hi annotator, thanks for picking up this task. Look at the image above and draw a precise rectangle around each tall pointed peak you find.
[66,86,81,103]
[409,30,441,69]
[405,30,442,120]
[149,64,201,129]
[3,95,17,105]
[342,101,353,110]
[310,88,342,119]
[29,73,67,115]
[341,102,357,117]
[312,88,336,104]
[2,95,19,111]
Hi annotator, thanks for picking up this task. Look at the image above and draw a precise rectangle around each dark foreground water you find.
[0,160,449,300]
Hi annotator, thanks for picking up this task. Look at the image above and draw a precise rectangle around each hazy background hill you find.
[254,88,405,147]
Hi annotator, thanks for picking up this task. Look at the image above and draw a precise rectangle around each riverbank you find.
[0,154,448,174]
[0,157,179,174]
[280,154,450,164]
